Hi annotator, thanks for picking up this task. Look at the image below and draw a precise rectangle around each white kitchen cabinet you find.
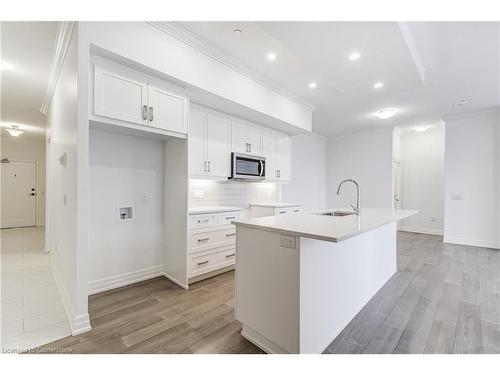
[231,121,262,155]
[276,136,292,181]
[262,132,278,181]
[93,64,188,135]
[147,84,187,133]
[249,203,302,218]
[189,108,231,179]
[94,65,148,126]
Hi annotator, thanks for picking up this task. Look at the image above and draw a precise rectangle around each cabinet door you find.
[94,65,148,125]
[262,132,278,181]
[148,85,187,134]
[189,109,207,177]
[206,114,231,178]
[231,121,248,154]
[247,127,262,155]
[276,136,292,181]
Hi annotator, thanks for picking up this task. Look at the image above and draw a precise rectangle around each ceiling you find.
[1,21,59,140]
[177,21,500,137]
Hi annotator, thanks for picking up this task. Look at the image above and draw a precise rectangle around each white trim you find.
[399,226,444,236]
[50,256,91,335]
[444,235,500,250]
[40,21,75,115]
[241,325,289,354]
[88,265,164,295]
[163,272,189,290]
[147,22,316,112]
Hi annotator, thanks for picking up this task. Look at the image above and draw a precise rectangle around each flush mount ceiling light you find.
[266,52,277,62]
[374,108,398,119]
[349,51,361,61]
[308,82,317,89]
[6,125,24,137]
[453,99,468,107]
[233,29,243,37]
[373,82,384,89]
[412,125,432,132]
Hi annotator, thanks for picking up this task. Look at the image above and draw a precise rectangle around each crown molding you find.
[40,21,75,115]
[442,106,500,122]
[147,21,316,112]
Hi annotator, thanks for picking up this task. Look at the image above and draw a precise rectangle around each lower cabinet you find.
[249,204,303,218]
[187,210,241,281]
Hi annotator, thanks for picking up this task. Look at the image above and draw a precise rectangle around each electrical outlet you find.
[451,194,463,200]
[280,235,296,249]
[141,193,150,204]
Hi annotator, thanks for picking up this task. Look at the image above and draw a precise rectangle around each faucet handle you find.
[350,204,360,214]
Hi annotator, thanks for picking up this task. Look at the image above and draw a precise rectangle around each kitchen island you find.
[232,208,417,354]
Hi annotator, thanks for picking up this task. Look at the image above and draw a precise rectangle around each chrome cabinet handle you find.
[259,160,264,176]
[226,233,236,237]
[225,216,236,220]
[197,237,210,242]
[149,106,154,121]
[225,253,236,258]
[204,161,207,172]
[197,260,209,265]
[249,143,252,153]
[279,211,286,214]
[142,105,148,120]
[207,161,211,172]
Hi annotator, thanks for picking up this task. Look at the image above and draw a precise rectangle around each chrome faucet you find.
[336,179,360,215]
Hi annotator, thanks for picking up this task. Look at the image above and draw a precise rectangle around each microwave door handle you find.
[259,160,264,176]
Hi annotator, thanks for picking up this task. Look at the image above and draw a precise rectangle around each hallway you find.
[1,226,70,351]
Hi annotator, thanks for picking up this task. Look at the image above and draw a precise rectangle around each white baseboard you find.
[88,265,164,295]
[399,226,444,236]
[443,235,500,250]
[163,272,189,290]
[50,257,91,336]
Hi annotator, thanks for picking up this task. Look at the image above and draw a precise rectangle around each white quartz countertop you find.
[232,208,417,243]
[250,202,302,208]
[189,206,244,215]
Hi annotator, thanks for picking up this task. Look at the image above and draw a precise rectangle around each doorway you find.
[1,160,37,228]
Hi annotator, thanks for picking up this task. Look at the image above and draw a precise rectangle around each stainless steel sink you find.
[317,211,356,217]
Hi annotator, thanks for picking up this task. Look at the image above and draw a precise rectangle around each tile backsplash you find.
[189,179,280,208]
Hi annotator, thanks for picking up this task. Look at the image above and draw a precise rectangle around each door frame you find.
[1,159,39,229]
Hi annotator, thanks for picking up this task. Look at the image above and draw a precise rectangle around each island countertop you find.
[232,208,417,243]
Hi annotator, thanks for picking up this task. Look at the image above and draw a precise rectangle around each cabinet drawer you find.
[188,247,236,277]
[188,227,236,254]
[217,211,241,225]
[274,208,290,215]
[189,213,217,229]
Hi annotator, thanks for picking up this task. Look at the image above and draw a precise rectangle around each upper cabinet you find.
[92,64,188,136]
[189,108,231,179]
[262,132,292,182]
[231,121,262,156]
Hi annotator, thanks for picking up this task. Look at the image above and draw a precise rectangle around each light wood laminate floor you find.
[40,232,500,354]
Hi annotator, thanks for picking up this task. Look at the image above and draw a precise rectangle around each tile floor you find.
[1,226,71,351]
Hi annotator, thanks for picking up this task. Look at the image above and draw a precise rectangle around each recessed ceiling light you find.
[308,82,317,89]
[453,99,468,106]
[375,108,398,119]
[349,51,361,61]
[373,82,384,89]
[266,52,277,62]
[6,125,24,137]
[412,125,432,132]
[0,59,10,71]
[233,29,243,37]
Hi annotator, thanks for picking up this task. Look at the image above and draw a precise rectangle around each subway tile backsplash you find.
[189,179,279,209]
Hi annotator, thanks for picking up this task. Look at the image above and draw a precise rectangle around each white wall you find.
[400,125,445,235]
[326,129,394,209]
[46,25,90,334]
[88,129,164,293]
[281,133,326,213]
[0,137,46,225]
[444,110,500,249]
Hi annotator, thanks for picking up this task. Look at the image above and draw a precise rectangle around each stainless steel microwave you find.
[230,153,266,180]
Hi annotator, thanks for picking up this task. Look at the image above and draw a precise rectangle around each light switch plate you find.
[451,194,463,200]
[280,235,296,249]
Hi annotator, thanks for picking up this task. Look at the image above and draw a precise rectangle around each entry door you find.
[1,161,36,228]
